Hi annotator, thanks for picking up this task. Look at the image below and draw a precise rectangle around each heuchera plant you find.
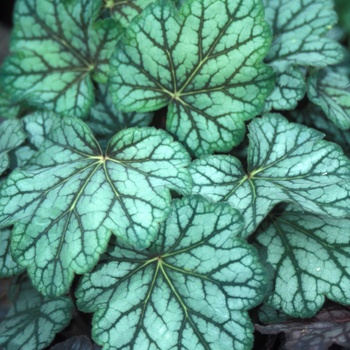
[0,0,350,349]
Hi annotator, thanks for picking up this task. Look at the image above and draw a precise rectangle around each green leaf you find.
[0,119,26,175]
[0,85,21,119]
[87,84,153,138]
[307,61,350,130]
[255,205,350,317]
[0,228,25,277]
[264,0,343,69]
[76,196,267,350]
[109,0,274,156]
[335,0,350,34]
[23,110,59,149]
[263,0,343,111]
[103,0,158,27]
[190,113,350,236]
[292,105,350,155]
[0,278,73,350]
[0,0,122,117]
[0,117,192,296]
[264,66,306,111]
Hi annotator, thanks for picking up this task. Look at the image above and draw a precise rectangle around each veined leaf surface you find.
[190,113,350,236]
[255,206,350,317]
[0,279,73,350]
[76,196,267,350]
[87,84,153,138]
[103,0,157,27]
[0,117,192,296]
[307,61,350,130]
[0,119,26,175]
[263,0,343,110]
[0,228,25,277]
[110,0,274,156]
[0,0,121,117]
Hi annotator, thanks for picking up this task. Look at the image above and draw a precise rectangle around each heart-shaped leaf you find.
[190,113,350,236]
[0,117,192,296]
[0,0,122,117]
[109,0,274,156]
[76,196,267,350]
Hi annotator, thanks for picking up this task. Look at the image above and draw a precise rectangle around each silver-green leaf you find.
[0,0,122,117]
[255,205,350,317]
[190,113,350,236]
[0,119,26,175]
[0,117,192,296]
[263,0,343,110]
[0,279,73,350]
[76,196,267,350]
[110,0,274,156]
[307,60,350,130]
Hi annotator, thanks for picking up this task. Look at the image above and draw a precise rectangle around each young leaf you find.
[307,61,350,130]
[0,0,122,117]
[263,0,343,110]
[0,228,25,277]
[0,117,192,296]
[0,119,26,175]
[0,279,73,350]
[255,205,350,317]
[190,113,350,236]
[76,196,267,350]
[109,0,274,156]
[87,84,153,138]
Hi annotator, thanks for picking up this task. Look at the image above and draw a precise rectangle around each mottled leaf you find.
[87,84,153,138]
[307,60,350,130]
[110,0,274,156]
[0,119,26,175]
[263,0,343,110]
[255,205,350,317]
[0,279,73,350]
[190,113,350,236]
[264,66,306,111]
[0,228,25,277]
[0,85,20,119]
[292,105,350,155]
[103,0,157,27]
[76,196,267,350]
[0,117,192,296]
[0,0,122,117]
